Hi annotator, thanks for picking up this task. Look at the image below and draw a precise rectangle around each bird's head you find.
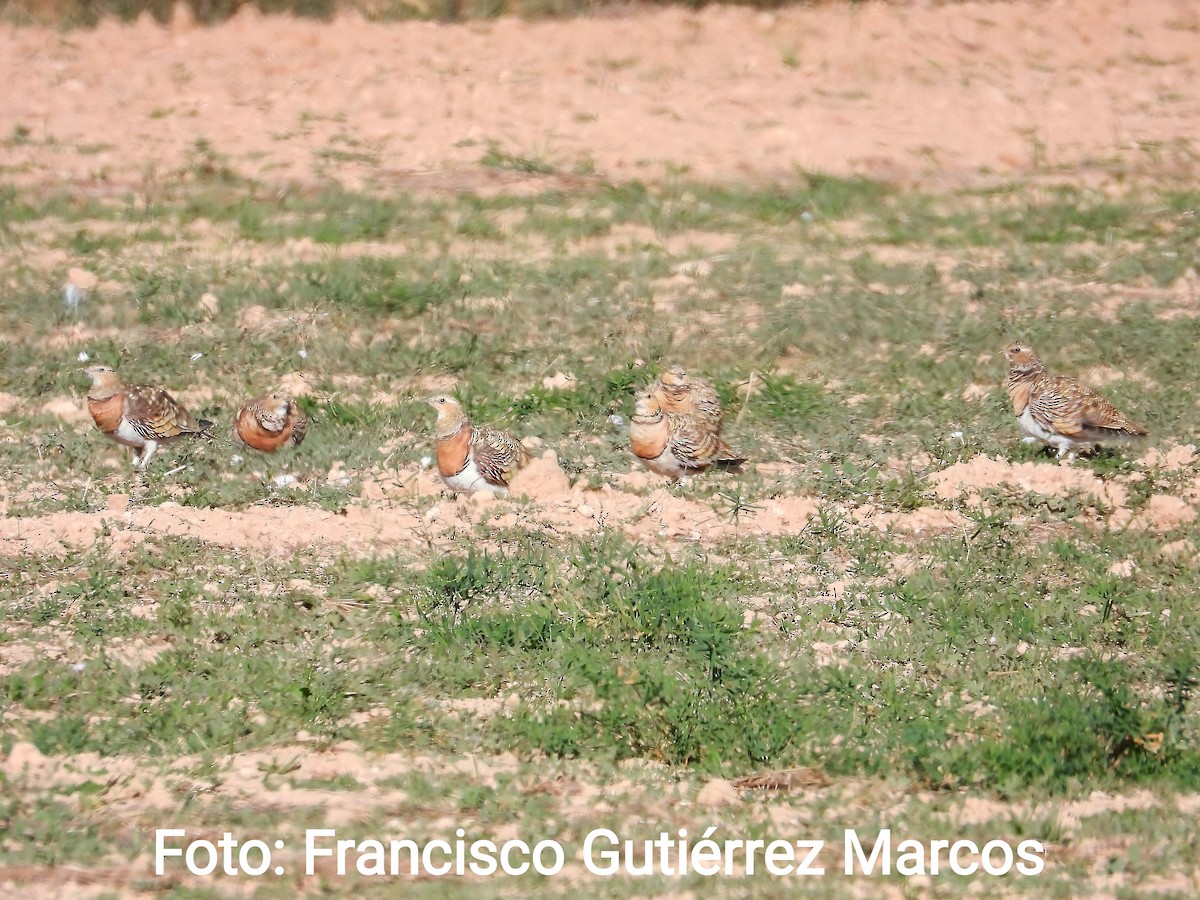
[631,392,662,421]
[659,365,689,389]
[81,364,120,388]
[424,394,460,409]
[263,391,293,417]
[1002,341,1043,371]
[424,394,467,428]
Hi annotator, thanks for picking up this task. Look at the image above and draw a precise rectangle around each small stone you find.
[696,778,741,808]
[1159,539,1195,560]
[197,292,219,316]
[1107,559,1136,577]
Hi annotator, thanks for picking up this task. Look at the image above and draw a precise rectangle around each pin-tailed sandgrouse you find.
[424,395,530,494]
[1002,341,1148,460]
[629,391,744,481]
[234,391,308,453]
[637,366,744,478]
[652,365,725,431]
[83,364,212,469]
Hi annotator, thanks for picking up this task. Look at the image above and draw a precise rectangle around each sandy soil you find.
[2,446,1197,563]
[1,0,1198,190]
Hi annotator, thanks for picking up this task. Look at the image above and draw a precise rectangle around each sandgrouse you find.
[640,366,745,475]
[234,391,308,453]
[652,365,724,431]
[629,391,744,481]
[83,364,212,469]
[1002,341,1148,460]
[424,395,530,494]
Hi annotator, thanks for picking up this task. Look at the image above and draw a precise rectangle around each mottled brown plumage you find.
[234,391,308,454]
[1003,341,1148,460]
[424,395,529,494]
[629,392,743,481]
[642,366,744,475]
[652,365,724,430]
[83,364,211,469]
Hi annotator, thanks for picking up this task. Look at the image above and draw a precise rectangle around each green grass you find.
[2,168,1200,893]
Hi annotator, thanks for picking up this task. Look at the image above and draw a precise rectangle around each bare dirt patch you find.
[930,454,1128,510]
[1,0,1197,190]
[3,454,958,558]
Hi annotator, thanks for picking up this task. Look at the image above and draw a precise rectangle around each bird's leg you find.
[139,441,158,469]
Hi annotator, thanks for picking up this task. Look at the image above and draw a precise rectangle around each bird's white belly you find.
[638,448,687,479]
[1016,406,1058,444]
[110,418,148,449]
[441,456,504,494]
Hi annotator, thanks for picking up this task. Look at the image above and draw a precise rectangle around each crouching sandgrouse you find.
[234,391,308,453]
[629,390,744,481]
[1002,341,1148,460]
[652,365,725,432]
[83,364,212,469]
[424,395,530,494]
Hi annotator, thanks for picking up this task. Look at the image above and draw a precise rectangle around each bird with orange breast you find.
[83,364,212,469]
[629,390,744,481]
[233,391,308,454]
[423,395,529,494]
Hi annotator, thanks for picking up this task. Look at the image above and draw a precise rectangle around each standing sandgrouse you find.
[423,395,530,494]
[629,391,744,481]
[233,391,308,453]
[1002,341,1148,460]
[83,364,212,469]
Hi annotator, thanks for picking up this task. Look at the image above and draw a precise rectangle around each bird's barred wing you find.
[654,372,724,426]
[1033,376,1143,436]
[689,376,724,424]
[472,426,529,486]
[253,401,289,433]
[666,413,720,469]
[288,402,309,446]
[125,386,202,438]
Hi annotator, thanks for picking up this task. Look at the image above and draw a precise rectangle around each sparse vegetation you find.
[3,165,1200,892]
[3,21,1200,888]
